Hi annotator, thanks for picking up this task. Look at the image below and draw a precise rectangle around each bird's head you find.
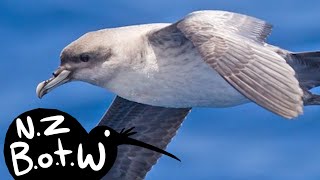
[36,30,128,98]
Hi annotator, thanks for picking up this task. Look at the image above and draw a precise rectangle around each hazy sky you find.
[1,0,320,179]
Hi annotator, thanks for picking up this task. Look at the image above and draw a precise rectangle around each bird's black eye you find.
[80,54,90,62]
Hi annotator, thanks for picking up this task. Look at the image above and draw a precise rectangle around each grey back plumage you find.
[149,10,304,118]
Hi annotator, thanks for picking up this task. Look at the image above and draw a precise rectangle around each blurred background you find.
[1,0,320,179]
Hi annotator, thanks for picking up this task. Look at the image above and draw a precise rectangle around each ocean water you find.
[1,1,320,179]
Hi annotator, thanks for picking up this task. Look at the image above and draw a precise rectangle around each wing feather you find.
[99,96,191,179]
[149,10,303,118]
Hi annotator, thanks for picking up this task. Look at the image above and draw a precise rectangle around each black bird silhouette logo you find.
[4,108,180,180]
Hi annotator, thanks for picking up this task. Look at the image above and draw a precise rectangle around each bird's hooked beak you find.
[36,67,71,98]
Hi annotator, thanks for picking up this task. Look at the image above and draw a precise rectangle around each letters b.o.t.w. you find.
[4,109,104,179]
[4,108,180,180]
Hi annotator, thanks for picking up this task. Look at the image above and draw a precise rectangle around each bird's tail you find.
[288,51,320,105]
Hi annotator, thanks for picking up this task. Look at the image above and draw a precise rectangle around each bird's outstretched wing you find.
[98,96,191,180]
[149,10,303,118]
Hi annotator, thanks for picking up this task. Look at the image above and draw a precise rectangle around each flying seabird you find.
[36,10,320,179]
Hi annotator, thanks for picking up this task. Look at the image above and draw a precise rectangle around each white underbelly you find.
[106,54,250,108]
